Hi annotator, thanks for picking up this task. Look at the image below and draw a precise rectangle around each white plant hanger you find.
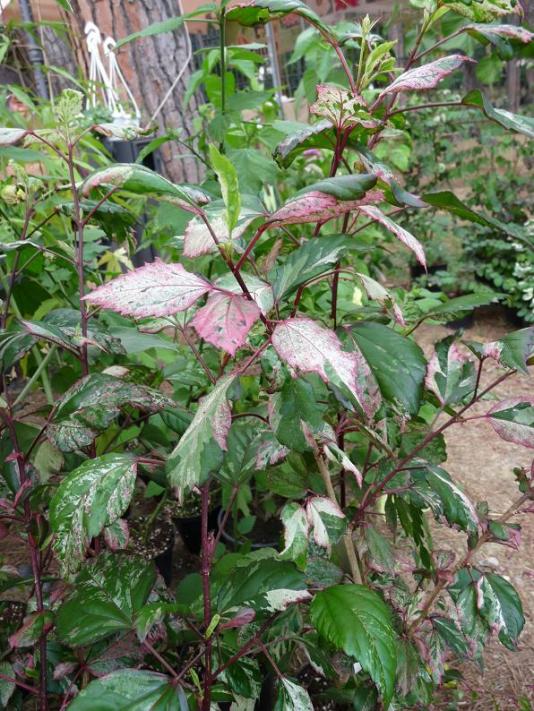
[85,21,141,128]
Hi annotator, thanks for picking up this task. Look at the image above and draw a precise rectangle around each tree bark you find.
[68,0,204,183]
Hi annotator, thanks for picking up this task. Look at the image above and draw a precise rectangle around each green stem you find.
[14,346,56,408]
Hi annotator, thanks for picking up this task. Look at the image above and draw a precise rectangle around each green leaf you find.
[0,661,15,707]
[81,164,208,212]
[269,378,324,452]
[50,454,137,574]
[462,89,534,138]
[226,0,334,39]
[67,669,186,710]
[116,4,216,46]
[431,616,469,657]
[167,376,234,499]
[349,322,427,415]
[410,465,479,533]
[208,144,240,233]
[479,572,525,649]
[48,374,171,452]
[274,678,314,710]
[270,235,352,301]
[479,327,534,373]
[216,557,309,613]
[426,336,476,405]
[443,0,522,22]
[227,148,279,192]
[487,399,534,448]
[298,173,377,201]
[56,553,156,646]
[311,584,398,706]
[272,119,333,167]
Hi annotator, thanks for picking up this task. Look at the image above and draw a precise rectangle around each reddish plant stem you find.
[200,482,213,711]
[143,641,178,678]
[212,614,279,679]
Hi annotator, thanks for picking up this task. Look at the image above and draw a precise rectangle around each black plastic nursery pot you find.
[129,516,175,585]
[172,506,221,556]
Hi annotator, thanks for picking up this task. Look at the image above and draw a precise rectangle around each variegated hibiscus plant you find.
[1,0,533,709]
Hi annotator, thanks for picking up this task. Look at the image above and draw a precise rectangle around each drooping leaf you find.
[226,0,334,39]
[425,336,476,405]
[216,557,310,613]
[20,319,80,355]
[47,373,171,451]
[465,23,533,58]
[311,584,398,706]
[67,669,184,710]
[166,376,234,499]
[273,119,332,167]
[191,291,261,356]
[84,260,213,319]
[443,0,522,22]
[116,3,216,46]
[473,327,534,373]
[274,678,314,711]
[0,661,15,707]
[49,454,137,573]
[379,55,474,97]
[359,205,426,267]
[183,207,259,257]
[348,322,427,415]
[81,163,207,212]
[477,572,525,649]
[409,465,479,533]
[209,144,241,233]
[298,174,378,201]
[487,399,534,448]
[272,318,366,412]
[462,89,534,138]
[56,553,156,646]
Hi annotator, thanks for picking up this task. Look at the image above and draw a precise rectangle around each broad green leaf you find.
[226,0,334,39]
[410,465,479,533]
[48,373,171,451]
[487,399,534,448]
[227,148,280,192]
[364,525,395,573]
[272,119,333,167]
[167,376,234,498]
[56,553,156,646]
[81,163,207,211]
[216,557,309,613]
[274,678,314,711]
[191,291,261,356]
[209,144,240,233]
[379,55,473,97]
[443,0,522,22]
[116,4,216,46]
[84,260,213,320]
[272,318,369,413]
[425,336,476,405]
[21,319,79,355]
[297,174,378,201]
[269,377,324,452]
[478,573,525,649]
[0,661,15,706]
[431,616,469,658]
[349,322,427,415]
[270,235,352,301]
[474,326,534,373]
[49,454,137,573]
[311,584,398,706]
[462,89,534,138]
[67,669,185,710]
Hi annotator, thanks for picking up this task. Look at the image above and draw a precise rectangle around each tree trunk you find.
[68,0,204,184]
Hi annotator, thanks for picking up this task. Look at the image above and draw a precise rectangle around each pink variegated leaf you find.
[183,209,258,258]
[272,318,367,412]
[268,189,384,227]
[84,260,213,319]
[379,55,474,98]
[359,205,426,267]
[191,291,261,356]
[466,23,533,43]
[487,398,534,449]
[310,84,377,131]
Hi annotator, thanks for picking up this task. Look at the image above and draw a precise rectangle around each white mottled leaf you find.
[84,259,212,319]
[487,398,534,449]
[167,376,234,499]
[275,678,314,711]
[216,272,274,315]
[379,55,474,98]
[306,496,346,551]
[268,189,383,227]
[359,205,426,267]
[191,291,261,356]
[183,209,257,258]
